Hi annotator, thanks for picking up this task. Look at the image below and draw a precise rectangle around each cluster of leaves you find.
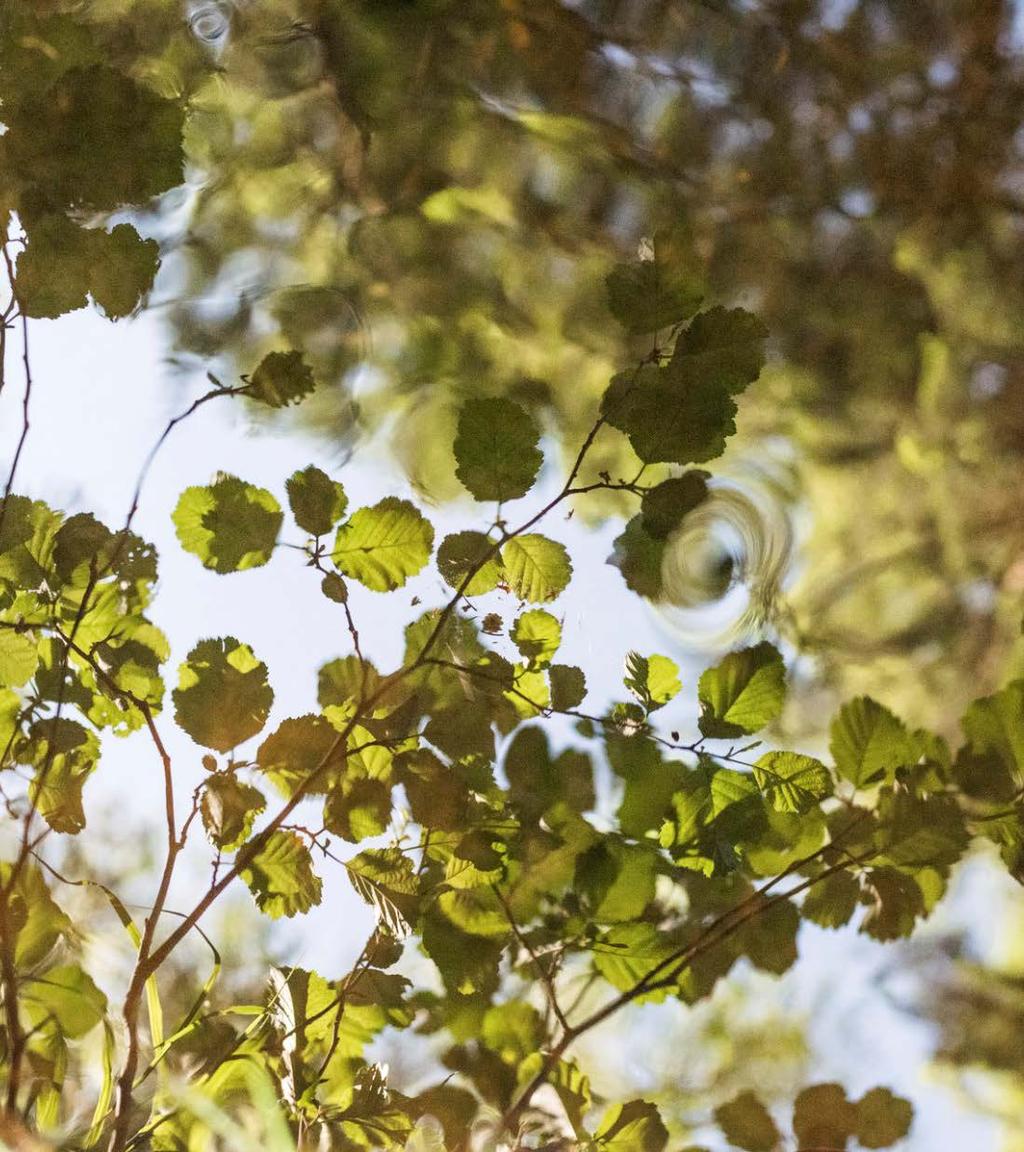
[3,222,1023,1152]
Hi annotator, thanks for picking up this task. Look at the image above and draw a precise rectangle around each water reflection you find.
[658,454,797,650]
[5,0,1022,730]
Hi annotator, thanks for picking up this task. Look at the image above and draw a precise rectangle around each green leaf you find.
[855,1088,913,1149]
[436,531,503,596]
[624,652,680,712]
[602,360,734,466]
[576,840,657,923]
[333,497,434,592]
[698,642,786,738]
[87,223,161,320]
[605,234,703,334]
[792,1084,856,1151]
[640,471,710,539]
[256,714,340,797]
[0,628,38,688]
[26,718,99,834]
[241,830,323,919]
[512,609,561,669]
[801,870,860,930]
[347,848,420,936]
[830,697,917,789]
[17,217,160,320]
[753,752,832,814]
[23,964,106,1038]
[324,778,392,842]
[550,664,586,711]
[248,349,316,408]
[671,306,768,395]
[608,514,665,599]
[602,308,765,464]
[201,774,266,850]
[860,868,925,941]
[453,397,543,502]
[592,923,677,999]
[594,1099,669,1152]
[172,474,282,573]
[173,637,273,752]
[6,63,184,211]
[961,680,1024,784]
[285,466,347,536]
[501,534,572,603]
[714,1090,781,1152]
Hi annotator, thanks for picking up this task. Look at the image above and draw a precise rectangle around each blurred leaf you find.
[855,1087,914,1148]
[714,1090,780,1152]
[248,350,316,408]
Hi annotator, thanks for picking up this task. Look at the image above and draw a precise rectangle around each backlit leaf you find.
[753,752,832,814]
[241,830,323,919]
[173,474,282,573]
[501,534,571,603]
[333,498,434,591]
[173,637,273,752]
[698,643,786,739]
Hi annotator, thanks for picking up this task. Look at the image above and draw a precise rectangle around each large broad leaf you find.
[173,637,273,752]
[501,534,572,603]
[668,306,768,395]
[241,830,322,918]
[601,308,765,465]
[453,397,543,502]
[285,465,347,536]
[594,1100,669,1152]
[714,1090,781,1152]
[753,752,832,814]
[698,642,786,738]
[961,680,1024,783]
[333,498,434,591]
[173,474,282,573]
[4,64,184,211]
[18,217,160,320]
[830,696,917,789]
[601,360,736,465]
[256,714,340,797]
